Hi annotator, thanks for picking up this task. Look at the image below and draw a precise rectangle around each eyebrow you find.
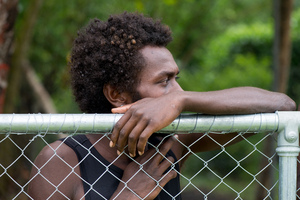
[156,69,180,78]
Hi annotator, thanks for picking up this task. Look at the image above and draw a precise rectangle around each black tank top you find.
[61,135,182,200]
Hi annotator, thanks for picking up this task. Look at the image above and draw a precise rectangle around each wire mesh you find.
[0,113,297,200]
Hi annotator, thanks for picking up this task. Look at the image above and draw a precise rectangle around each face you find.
[132,46,183,101]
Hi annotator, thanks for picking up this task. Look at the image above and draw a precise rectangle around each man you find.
[28,12,296,200]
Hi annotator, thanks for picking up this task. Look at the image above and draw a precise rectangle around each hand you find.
[110,92,183,157]
[110,136,178,200]
[111,104,133,114]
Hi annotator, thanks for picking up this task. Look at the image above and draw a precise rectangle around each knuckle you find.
[130,104,139,110]
[170,170,177,178]
[147,118,155,124]
[139,135,147,144]
[128,134,136,143]
[147,119,158,129]
[159,145,168,154]
[113,123,121,131]
[131,106,140,113]
[167,156,175,163]
[133,110,144,118]
[119,129,127,139]
[142,116,151,124]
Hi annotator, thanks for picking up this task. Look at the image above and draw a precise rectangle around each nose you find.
[170,80,183,92]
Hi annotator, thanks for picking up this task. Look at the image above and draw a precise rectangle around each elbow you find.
[277,94,296,111]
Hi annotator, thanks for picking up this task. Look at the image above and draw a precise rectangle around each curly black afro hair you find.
[69,12,173,113]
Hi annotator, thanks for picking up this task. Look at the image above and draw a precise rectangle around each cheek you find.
[137,85,166,98]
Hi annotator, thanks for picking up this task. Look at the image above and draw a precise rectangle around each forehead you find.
[139,46,179,76]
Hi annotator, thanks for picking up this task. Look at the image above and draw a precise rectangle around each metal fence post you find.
[276,111,300,200]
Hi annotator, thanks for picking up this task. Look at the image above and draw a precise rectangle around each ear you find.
[103,84,132,108]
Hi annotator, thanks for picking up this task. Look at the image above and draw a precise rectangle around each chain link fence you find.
[0,112,299,199]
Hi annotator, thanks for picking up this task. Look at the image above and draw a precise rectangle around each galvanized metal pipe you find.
[276,111,300,200]
[0,113,279,134]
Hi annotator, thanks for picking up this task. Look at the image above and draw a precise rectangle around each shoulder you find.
[35,140,78,166]
[28,140,84,199]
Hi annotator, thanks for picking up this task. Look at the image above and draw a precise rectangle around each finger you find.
[111,103,135,114]
[110,113,132,148]
[136,138,176,164]
[115,116,140,153]
[158,156,175,173]
[156,135,178,164]
[137,133,177,158]
[127,119,149,157]
[158,170,177,188]
[135,148,157,164]
[136,126,157,156]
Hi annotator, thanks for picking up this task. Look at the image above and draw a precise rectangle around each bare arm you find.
[173,87,296,157]
[110,87,296,157]
[180,87,296,114]
[28,141,83,199]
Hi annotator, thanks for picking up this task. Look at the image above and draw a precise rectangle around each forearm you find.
[110,187,142,200]
[179,87,296,114]
[177,87,296,154]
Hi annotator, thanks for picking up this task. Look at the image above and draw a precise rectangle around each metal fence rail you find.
[0,111,299,199]
[0,113,279,134]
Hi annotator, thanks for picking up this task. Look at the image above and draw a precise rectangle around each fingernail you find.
[129,153,135,157]
[117,150,121,155]
[174,134,179,139]
[138,151,143,156]
[109,141,114,147]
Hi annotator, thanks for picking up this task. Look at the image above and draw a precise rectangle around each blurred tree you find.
[273,0,294,93]
[16,0,279,113]
[257,1,294,199]
[287,5,300,104]
[178,23,273,92]
[0,0,18,113]
[0,0,20,198]
[0,0,57,198]
[5,0,55,114]
[2,0,299,198]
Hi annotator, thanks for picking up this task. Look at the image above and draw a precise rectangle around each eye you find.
[158,77,170,85]
[163,77,170,84]
[175,76,180,80]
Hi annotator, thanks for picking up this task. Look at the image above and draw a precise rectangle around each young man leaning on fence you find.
[28,12,296,200]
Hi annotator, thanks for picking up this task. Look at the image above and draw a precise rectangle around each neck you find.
[86,134,133,170]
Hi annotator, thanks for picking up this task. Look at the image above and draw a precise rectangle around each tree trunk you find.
[0,0,54,199]
[4,0,44,113]
[273,0,293,93]
[0,0,18,113]
[297,105,300,198]
[0,0,20,198]
[256,1,293,199]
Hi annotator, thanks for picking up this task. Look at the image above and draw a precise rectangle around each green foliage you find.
[17,0,139,113]
[288,8,300,105]
[14,0,300,195]
[17,0,281,112]
[178,23,273,92]
[17,0,300,111]
[179,7,300,182]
